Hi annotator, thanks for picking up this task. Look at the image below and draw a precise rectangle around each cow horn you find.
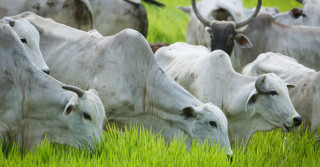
[62,85,85,97]
[235,0,262,28]
[191,0,212,27]
[91,77,99,91]
[255,75,272,94]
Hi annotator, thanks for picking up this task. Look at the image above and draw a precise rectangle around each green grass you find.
[1,125,320,166]
[1,0,316,166]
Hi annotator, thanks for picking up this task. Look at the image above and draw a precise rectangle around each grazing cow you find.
[12,12,232,154]
[0,0,164,37]
[0,24,105,150]
[274,0,320,27]
[155,43,301,146]
[1,17,50,74]
[242,52,320,131]
[231,14,320,71]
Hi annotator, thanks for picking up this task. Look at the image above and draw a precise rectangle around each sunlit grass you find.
[1,125,320,166]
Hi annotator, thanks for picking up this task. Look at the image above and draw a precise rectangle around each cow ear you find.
[289,8,303,19]
[182,107,197,118]
[177,6,191,13]
[235,34,253,48]
[63,96,78,116]
[287,84,296,89]
[2,17,14,26]
[74,0,94,30]
[245,89,259,111]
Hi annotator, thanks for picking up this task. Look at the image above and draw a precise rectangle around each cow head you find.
[61,85,105,149]
[182,103,232,156]
[245,74,302,132]
[2,17,50,75]
[289,0,320,26]
[191,0,262,55]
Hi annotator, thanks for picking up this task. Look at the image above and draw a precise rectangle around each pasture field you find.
[2,0,320,166]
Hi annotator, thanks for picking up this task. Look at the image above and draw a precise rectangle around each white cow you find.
[231,14,320,71]
[0,0,164,37]
[155,43,302,146]
[0,0,94,31]
[0,23,105,150]
[11,12,232,155]
[274,0,320,27]
[1,17,50,74]
[88,0,164,37]
[242,52,320,131]
[179,0,246,50]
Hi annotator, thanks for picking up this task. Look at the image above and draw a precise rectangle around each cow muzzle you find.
[283,116,302,132]
[43,69,50,75]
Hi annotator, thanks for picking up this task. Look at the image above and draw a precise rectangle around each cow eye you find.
[209,121,217,128]
[83,113,91,121]
[21,39,27,44]
[227,36,234,45]
[302,13,306,18]
[270,91,278,96]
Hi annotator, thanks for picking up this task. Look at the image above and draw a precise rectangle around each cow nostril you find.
[43,69,50,75]
[227,154,233,163]
[293,116,302,126]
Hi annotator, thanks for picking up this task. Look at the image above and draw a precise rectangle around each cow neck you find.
[100,30,204,140]
[107,55,201,138]
[227,114,278,145]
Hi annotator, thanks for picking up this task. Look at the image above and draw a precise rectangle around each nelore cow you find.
[242,52,320,131]
[0,0,164,37]
[1,17,50,74]
[274,0,320,27]
[155,43,301,146]
[11,12,232,155]
[179,0,279,52]
[231,14,320,71]
[0,0,94,31]
[0,23,105,150]
[185,0,262,55]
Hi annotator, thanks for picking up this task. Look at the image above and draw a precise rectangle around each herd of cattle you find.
[0,0,319,157]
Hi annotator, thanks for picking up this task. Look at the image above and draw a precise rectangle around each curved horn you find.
[62,85,85,97]
[91,77,99,91]
[235,0,262,28]
[191,0,212,27]
[255,75,272,94]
